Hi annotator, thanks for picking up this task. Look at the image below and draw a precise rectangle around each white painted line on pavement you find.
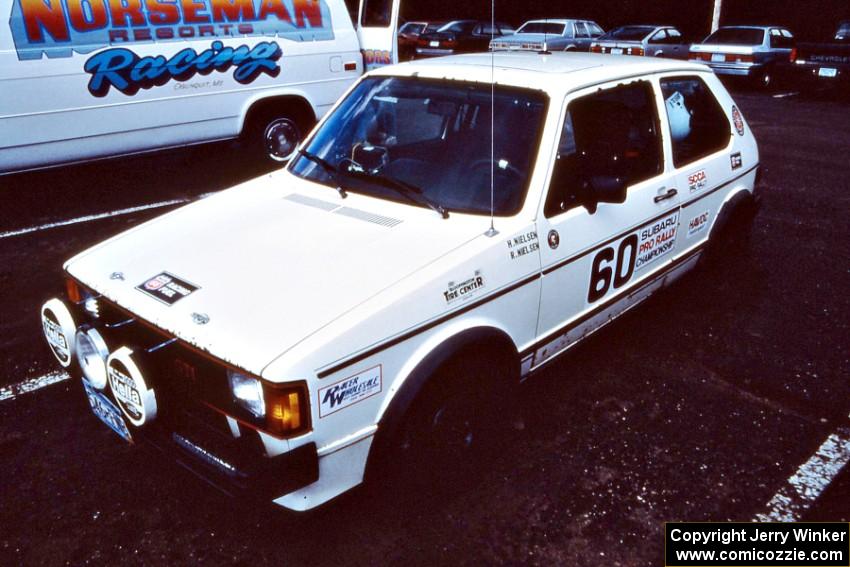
[0,191,217,240]
[772,91,800,99]
[0,370,71,402]
[754,424,850,522]
[0,199,185,240]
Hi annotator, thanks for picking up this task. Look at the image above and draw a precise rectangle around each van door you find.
[532,78,681,370]
[356,0,402,70]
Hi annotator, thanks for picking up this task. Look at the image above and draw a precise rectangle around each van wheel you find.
[245,107,309,163]
[262,116,301,162]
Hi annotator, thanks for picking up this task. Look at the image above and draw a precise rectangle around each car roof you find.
[376,51,706,94]
[521,19,578,25]
[717,25,782,30]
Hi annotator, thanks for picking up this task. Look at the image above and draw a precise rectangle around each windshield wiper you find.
[297,149,347,199]
[344,167,449,219]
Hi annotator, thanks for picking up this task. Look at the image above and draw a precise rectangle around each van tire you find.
[243,102,314,163]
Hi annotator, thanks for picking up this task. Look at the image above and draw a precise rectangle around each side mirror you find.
[590,175,628,204]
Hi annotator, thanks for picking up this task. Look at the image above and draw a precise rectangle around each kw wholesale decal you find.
[9,0,332,94]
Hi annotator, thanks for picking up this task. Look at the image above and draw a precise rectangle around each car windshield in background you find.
[604,26,654,41]
[517,22,566,35]
[439,21,476,33]
[704,28,764,46]
[289,77,548,216]
[399,23,425,34]
[837,22,850,40]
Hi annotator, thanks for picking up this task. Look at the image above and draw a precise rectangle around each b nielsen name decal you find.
[319,365,382,418]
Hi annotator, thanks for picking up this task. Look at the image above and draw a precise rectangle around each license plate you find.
[711,53,726,62]
[818,67,838,78]
[429,41,439,47]
[83,381,133,443]
[611,48,623,55]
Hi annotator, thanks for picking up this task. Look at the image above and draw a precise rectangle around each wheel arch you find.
[365,325,520,476]
[238,91,318,136]
[707,184,757,242]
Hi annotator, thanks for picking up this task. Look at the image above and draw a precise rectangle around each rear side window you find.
[545,81,663,217]
[574,23,589,38]
[769,30,795,48]
[361,0,392,27]
[660,77,731,168]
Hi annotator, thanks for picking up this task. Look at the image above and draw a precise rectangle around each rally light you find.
[228,369,266,418]
[75,327,109,390]
[40,298,77,368]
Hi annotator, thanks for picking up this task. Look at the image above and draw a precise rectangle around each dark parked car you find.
[415,20,514,58]
[397,21,445,61]
[792,21,850,93]
[689,26,796,89]
[591,25,689,59]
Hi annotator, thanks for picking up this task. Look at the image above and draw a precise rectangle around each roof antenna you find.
[484,0,498,238]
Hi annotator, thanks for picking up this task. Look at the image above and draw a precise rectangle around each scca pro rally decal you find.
[84,40,280,96]
[136,272,199,305]
[687,170,707,193]
[9,0,334,61]
[587,211,679,303]
[319,365,382,418]
[443,270,485,304]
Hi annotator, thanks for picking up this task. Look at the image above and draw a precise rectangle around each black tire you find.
[244,106,312,164]
[701,195,757,269]
[372,357,513,488]
[752,66,775,91]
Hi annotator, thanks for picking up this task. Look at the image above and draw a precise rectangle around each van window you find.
[545,81,663,217]
[362,0,392,27]
[660,77,731,168]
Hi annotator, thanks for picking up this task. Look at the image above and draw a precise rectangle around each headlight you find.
[75,327,109,389]
[228,369,265,418]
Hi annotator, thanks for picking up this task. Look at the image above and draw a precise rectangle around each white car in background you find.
[41,51,761,512]
[490,19,604,52]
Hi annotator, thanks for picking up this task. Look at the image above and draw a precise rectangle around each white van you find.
[0,0,400,173]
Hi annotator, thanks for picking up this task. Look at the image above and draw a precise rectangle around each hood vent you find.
[283,193,402,228]
[333,207,402,228]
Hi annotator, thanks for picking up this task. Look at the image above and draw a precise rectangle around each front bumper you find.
[52,293,319,502]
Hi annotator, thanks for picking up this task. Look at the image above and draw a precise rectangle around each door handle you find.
[653,188,678,203]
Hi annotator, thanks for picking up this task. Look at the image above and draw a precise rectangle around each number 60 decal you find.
[587,234,638,303]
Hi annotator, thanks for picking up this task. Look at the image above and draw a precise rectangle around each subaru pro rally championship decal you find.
[9,0,334,94]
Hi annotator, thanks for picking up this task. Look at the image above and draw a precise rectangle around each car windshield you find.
[517,22,566,35]
[704,28,764,46]
[439,21,476,33]
[837,22,850,40]
[289,77,548,216]
[399,23,425,34]
[604,26,654,41]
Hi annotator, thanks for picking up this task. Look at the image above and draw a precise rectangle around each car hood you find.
[65,173,483,375]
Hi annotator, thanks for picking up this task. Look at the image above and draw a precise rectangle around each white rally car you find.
[41,52,760,511]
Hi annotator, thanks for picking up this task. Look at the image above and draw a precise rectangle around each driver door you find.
[356,0,402,70]
[532,78,681,369]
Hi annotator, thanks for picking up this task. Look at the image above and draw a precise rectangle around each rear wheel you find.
[752,66,774,91]
[244,104,313,164]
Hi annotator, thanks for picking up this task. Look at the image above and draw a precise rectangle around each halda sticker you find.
[731,152,743,170]
[444,270,485,304]
[136,272,199,305]
[319,365,382,418]
[687,170,707,193]
[687,211,710,238]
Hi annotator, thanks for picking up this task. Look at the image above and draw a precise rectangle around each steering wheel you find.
[468,158,524,181]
